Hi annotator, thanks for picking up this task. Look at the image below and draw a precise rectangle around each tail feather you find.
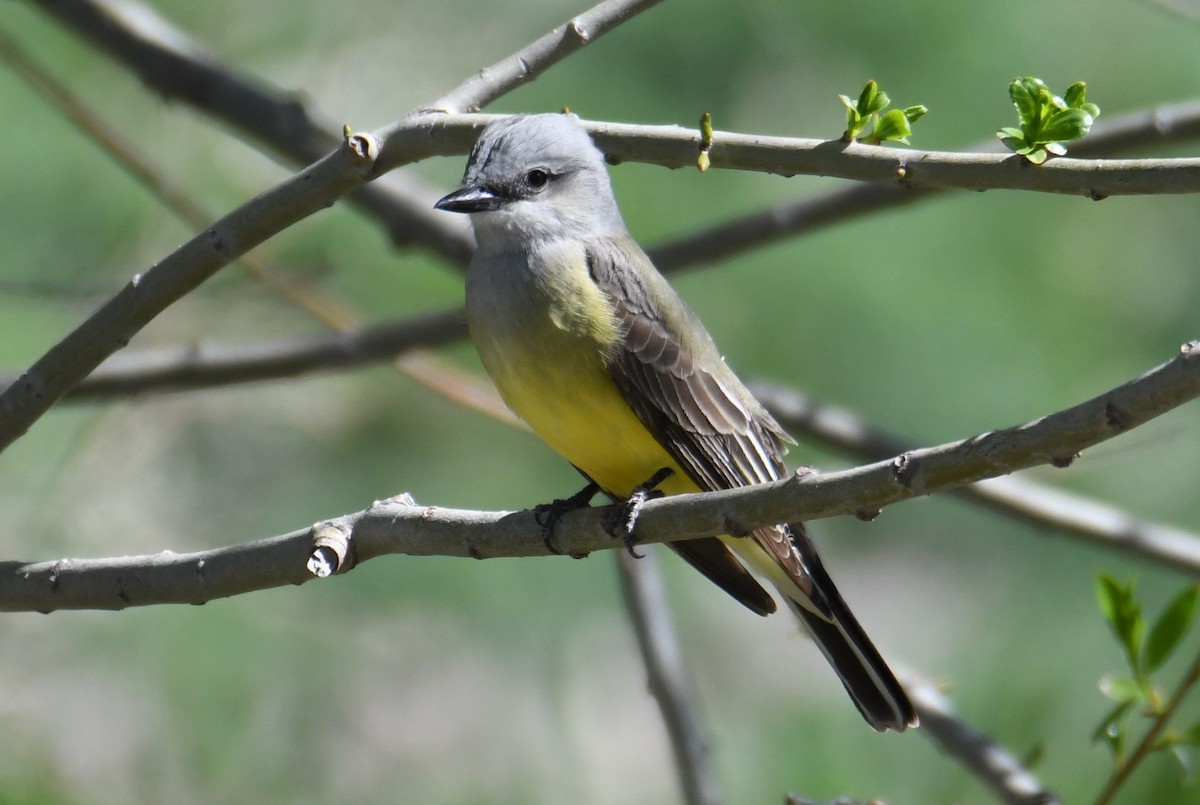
[785,597,916,732]
[782,523,916,732]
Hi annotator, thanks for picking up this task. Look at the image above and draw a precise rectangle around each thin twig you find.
[42,313,465,400]
[906,674,1060,805]
[3,341,1198,612]
[1093,647,1200,805]
[615,550,722,805]
[649,98,1200,273]
[427,0,666,113]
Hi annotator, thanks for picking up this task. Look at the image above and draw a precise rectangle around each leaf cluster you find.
[1093,576,1200,783]
[997,77,1100,164]
[839,80,927,145]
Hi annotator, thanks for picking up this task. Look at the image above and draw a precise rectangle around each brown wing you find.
[585,238,916,731]
[584,237,826,611]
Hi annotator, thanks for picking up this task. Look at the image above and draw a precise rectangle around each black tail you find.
[784,524,917,732]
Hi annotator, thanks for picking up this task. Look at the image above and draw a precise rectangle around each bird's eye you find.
[526,169,550,189]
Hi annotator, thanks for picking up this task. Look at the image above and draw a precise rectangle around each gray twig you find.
[907,674,1061,805]
[615,550,722,805]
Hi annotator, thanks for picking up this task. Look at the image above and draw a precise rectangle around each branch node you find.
[342,128,377,163]
[1050,453,1079,468]
[891,452,917,487]
[1181,339,1200,357]
[1105,400,1130,430]
[855,508,883,522]
[721,515,751,538]
[568,18,592,43]
[308,523,355,577]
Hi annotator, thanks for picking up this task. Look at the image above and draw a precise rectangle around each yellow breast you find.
[466,241,695,499]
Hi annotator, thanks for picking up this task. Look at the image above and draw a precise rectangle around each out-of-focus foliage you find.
[1,1,1199,803]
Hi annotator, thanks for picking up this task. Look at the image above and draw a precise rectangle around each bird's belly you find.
[489,342,693,500]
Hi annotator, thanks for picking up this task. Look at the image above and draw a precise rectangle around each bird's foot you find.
[605,467,674,558]
[533,481,601,555]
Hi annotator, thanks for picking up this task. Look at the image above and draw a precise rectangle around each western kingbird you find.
[435,113,916,732]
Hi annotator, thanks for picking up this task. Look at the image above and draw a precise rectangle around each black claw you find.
[605,468,674,558]
[534,481,601,555]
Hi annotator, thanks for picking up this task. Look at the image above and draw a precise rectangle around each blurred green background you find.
[1,0,1199,802]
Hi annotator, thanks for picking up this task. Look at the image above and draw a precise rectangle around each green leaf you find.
[857,80,881,115]
[1100,674,1148,704]
[1092,700,1133,742]
[1097,574,1145,671]
[871,108,913,144]
[903,104,928,124]
[1009,78,1039,127]
[1177,719,1200,746]
[1064,81,1087,109]
[1040,108,1095,142]
[1022,742,1046,770]
[1024,146,1049,165]
[838,94,857,113]
[1169,745,1193,782]
[1145,586,1199,673]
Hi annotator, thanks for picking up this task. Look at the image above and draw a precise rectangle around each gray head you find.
[435,114,626,251]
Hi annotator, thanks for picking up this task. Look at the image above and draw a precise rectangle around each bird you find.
[435,113,916,732]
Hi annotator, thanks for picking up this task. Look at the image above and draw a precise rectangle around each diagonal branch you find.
[906,674,1061,805]
[3,341,1197,613]
[426,0,667,113]
[32,0,471,265]
[616,550,722,805]
[750,381,1200,576]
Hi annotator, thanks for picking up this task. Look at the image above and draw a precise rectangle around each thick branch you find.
[5,317,1199,575]
[3,341,1197,612]
[750,381,1200,576]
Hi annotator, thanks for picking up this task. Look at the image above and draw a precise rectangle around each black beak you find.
[434,185,502,213]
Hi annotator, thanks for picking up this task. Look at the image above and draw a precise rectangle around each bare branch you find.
[578,120,1200,195]
[427,0,667,113]
[616,550,722,805]
[750,381,1200,577]
[43,312,464,401]
[3,341,1197,612]
[906,674,1061,805]
[650,98,1200,272]
[41,0,1200,283]
[6,312,1200,575]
